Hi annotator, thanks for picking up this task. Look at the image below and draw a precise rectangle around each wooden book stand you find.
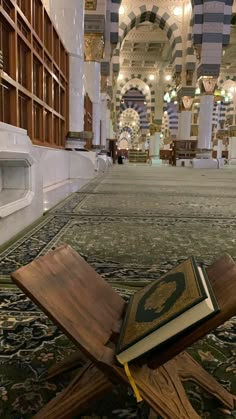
[11,245,236,419]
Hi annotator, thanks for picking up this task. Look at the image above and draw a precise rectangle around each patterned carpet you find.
[0,164,235,418]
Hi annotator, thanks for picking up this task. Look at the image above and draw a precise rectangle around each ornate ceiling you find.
[120,22,171,72]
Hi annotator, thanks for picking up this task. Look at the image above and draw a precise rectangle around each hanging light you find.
[165,75,171,81]
[149,74,155,80]
[164,92,171,102]
[195,87,200,95]
[170,89,176,98]
[173,6,182,16]
[119,5,125,15]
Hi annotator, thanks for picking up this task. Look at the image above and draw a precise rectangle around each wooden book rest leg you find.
[10,247,236,419]
[34,363,113,419]
[36,350,234,419]
[175,352,234,410]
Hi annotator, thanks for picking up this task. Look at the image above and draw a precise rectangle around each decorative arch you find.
[118,125,136,144]
[166,102,179,137]
[113,4,183,74]
[218,74,236,85]
[118,74,156,113]
[118,102,149,130]
[116,79,151,113]
[185,17,197,78]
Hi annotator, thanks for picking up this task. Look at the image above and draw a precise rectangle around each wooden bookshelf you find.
[172,140,197,166]
[84,92,93,150]
[160,149,172,163]
[129,149,147,163]
[0,0,69,148]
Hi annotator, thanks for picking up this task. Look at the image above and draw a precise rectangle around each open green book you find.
[116,257,219,365]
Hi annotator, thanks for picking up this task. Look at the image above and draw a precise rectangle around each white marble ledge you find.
[0,189,34,218]
[0,151,34,166]
[43,178,89,212]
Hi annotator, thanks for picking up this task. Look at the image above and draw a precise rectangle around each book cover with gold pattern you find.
[116,257,210,354]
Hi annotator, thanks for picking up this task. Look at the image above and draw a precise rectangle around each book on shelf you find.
[116,257,219,365]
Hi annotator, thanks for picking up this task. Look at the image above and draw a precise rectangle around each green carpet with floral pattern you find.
[0,164,235,418]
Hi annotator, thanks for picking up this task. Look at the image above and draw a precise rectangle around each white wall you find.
[0,124,101,246]
[69,151,97,179]
[36,147,70,188]
[36,146,98,188]
[0,123,43,246]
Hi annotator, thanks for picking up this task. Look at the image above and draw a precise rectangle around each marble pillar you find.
[84,61,101,147]
[178,111,191,140]
[197,94,214,156]
[49,0,84,136]
[217,139,223,159]
[229,137,236,163]
[154,71,164,124]
[106,109,112,139]
[149,133,162,165]
[100,95,107,148]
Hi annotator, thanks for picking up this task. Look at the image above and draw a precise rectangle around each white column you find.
[84,62,101,146]
[100,95,107,148]
[178,111,191,140]
[149,133,160,157]
[197,95,214,150]
[229,137,236,159]
[154,71,164,122]
[49,0,84,132]
[217,139,223,159]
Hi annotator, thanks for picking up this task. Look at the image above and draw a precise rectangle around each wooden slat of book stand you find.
[11,245,236,419]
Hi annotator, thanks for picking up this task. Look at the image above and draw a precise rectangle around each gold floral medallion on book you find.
[116,257,219,364]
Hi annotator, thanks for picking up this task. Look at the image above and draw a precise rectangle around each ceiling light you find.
[165,75,171,81]
[149,74,155,80]
[119,5,125,15]
[118,73,124,80]
[144,101,147,105]
[173,7,182,16]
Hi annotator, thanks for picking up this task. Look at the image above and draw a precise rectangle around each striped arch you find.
[116,78,151,116]
[218,79,236,126]
[185,15,196,76]
[218,74,236,85]
[119,123,138,144]
[119,126,134,144]
[166,102,179,137]
[119,102,149,130]
[113,4,183,74]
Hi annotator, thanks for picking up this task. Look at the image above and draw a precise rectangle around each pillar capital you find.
[84,34,104,62]
[85,0,97,10]
[181,96,194,111]
[198,76,217,95]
